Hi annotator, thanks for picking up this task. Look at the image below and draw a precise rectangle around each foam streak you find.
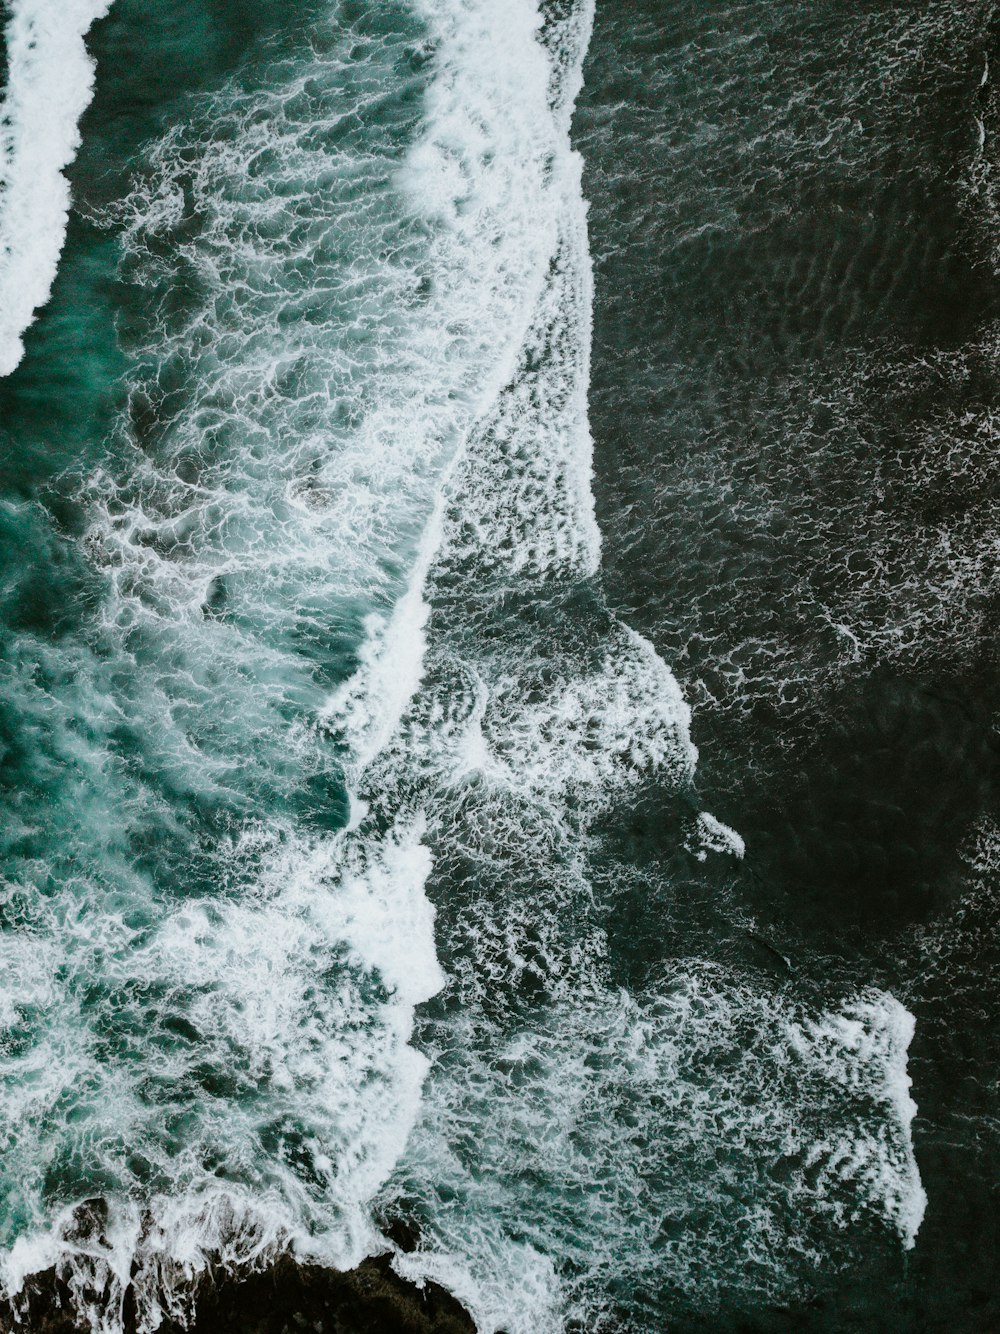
[0,0,112,376]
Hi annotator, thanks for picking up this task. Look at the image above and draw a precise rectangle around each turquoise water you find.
[0,0,995,1330]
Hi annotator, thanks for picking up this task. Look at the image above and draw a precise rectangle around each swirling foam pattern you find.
[0,2,928,1332]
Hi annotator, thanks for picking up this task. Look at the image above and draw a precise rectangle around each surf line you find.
[0,0,114,377]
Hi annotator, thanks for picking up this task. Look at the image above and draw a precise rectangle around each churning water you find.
[0,0,997,1330]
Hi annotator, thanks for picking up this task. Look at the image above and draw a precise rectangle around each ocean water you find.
[0,1,996,1331]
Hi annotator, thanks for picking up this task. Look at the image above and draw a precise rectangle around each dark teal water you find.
[0,1,997,1331]
[577,0,1000,1327]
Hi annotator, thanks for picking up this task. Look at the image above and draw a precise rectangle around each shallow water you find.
[0,1,996,1331]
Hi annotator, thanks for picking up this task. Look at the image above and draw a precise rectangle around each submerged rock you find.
[2,1254,477,1334]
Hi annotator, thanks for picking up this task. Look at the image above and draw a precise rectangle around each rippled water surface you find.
[0,1,997,1331]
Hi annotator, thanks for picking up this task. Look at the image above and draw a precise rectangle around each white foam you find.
[0,2,929,1331]
[0,816,443,1333]
[0,3,694,1329]
[482,624,696,802]
[0,0,112,376]
[326,0,697,830]
[350,9,928,1319]
[320,0,606,762]
[689,810,746,861]
[322,497,445,777]
[435,149,602,583]
[90,0,597,798]
[786,993,926,1249]
[388,975,927,1332]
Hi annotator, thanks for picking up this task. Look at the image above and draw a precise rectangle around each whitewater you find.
[0,2,928,1332]
[0,0,114,376]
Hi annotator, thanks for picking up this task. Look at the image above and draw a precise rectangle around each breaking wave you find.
[0,0,113,376]
[0,1,926,1331]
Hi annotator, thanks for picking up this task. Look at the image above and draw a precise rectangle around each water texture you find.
[0,1,994,1331]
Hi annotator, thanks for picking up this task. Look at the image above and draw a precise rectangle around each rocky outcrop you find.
[2,1254,476,1334]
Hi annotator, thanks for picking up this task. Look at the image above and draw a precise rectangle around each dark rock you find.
[0,1254,476,1334]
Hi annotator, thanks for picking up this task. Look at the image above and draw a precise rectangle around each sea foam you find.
[0,0,113,376]
[0,0,929,1330]
[0,0,631,1326]
[340,0,929,1326]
